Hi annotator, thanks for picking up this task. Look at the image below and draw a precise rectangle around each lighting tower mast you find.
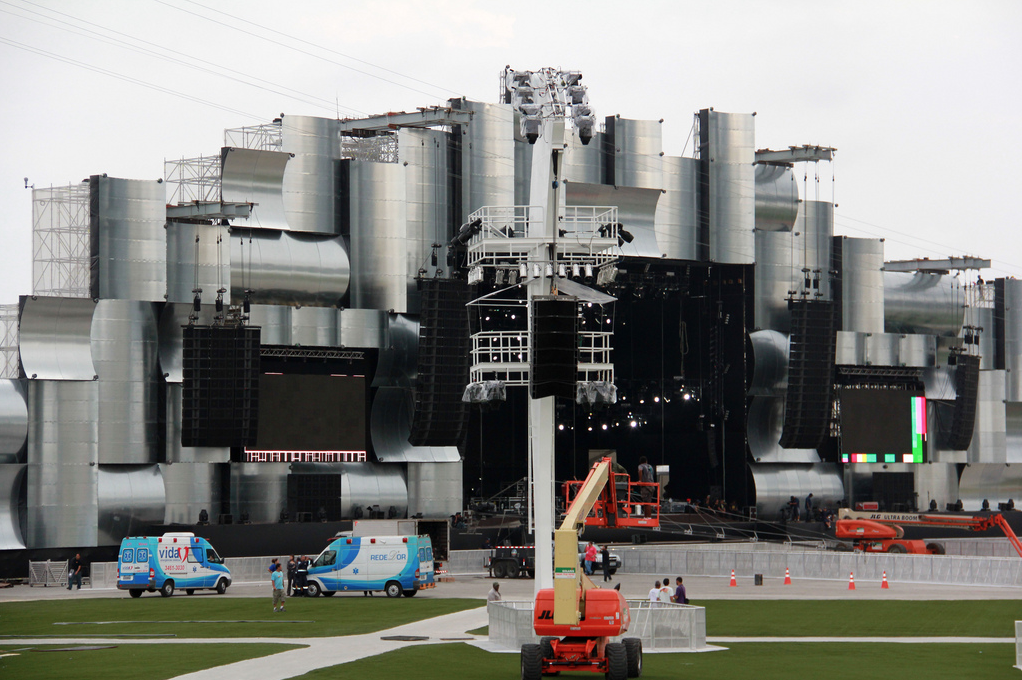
[463,68,619,592]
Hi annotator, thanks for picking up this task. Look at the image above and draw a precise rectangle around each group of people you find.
[648,576,688,605]
[268,554,311,611]
[784,493,834,524]
[582,541,613,582]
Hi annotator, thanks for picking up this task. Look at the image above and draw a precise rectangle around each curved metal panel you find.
[754,230,797,333]
[754,164,798,232]
[0,380,28,462]
[749,463,843,520]
[19,296,97,381]
[165,222,231,305]
[93,177,167,301]
[349,161,408,312]
[565,182,662,258]
[291,306,338,347]
[26,380,99,548]
[157,303,218,383]
[835,331,867,365]
[794,201,834,300]
[613,117,662,190]
[562,127,602,185]
[230,230,349,307]
[747,396,819,463]
[400,128,449,314]
[706,111,755,264]
[884,272,964,337]
[407,461,462,519]
[161,461,223,525]
[280,115,340,234]
[1002,278,1022,401]
[840,237,884,333]
[165,383,230,463]
[97,464,165,546]
[461,100,514,216]
[374,314,419,389]
[248,304,291,345]
[221,147,291,230]
[230,462,289,525]
[958,463,1022,511]
[748,330,788,396]
[92,300,160,462]
[0,464,26,550]
[655,156,698,260]
[339,308,388,349]
[337,461,408,519]
[370,386,460,463]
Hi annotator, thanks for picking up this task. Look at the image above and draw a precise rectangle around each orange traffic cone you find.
[881,571,889,589]
[848,571,856,590]
[729,569,737,587]
[784,568,792,585]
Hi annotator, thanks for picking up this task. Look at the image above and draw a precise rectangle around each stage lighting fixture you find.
[533,264,542,278]
[557,263,566,278]
[572,263,581,278]
[520,262,528,279]
[584,263,594,281]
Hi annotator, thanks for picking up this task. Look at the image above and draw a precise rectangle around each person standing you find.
[487,582,502,602]
[583,542,597,576]
[270,563,286,612]
[600,544,612,582]
[286,556,297,596]
[805,493,814,521]
[659,576,673,604]
[638,456,655,517]
[674,576,688,604]
[67,553,83,590]
[648,580,661,607]
[296,555,310,596]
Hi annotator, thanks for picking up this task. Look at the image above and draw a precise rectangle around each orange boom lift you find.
[835,508,1022,557]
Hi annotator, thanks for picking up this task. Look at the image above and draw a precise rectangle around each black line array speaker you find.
[530,296,577,400]
[780,299,836,449]
[410,279,472,446]
[181,325,261,447]
[946,354,980,450]
[287,474,343,522]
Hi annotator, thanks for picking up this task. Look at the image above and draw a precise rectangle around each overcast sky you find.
[1,0,1020,305]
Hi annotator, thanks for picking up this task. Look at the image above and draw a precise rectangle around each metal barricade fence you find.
[1016,621,1022,670]
[29,560,68,587]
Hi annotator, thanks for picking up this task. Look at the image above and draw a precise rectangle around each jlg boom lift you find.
[522,457,645,680]
[835,508,1022,557]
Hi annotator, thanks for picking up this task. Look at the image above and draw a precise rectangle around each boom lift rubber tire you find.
[216,579,228,595]
[521,643,542,680]
[926,542,946,555]
[605,642,628,680]
[385,581,403,598]
[160,580,175,597]
[129,589,143,598]
[402,589,417,597]
[539,637,555,660]
[306,581,322,597]
[186,589,195,595]
[887,544,907,554]
[623,637,643,677]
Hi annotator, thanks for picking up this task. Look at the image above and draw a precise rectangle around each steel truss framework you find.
[32,183,91,298]
[165,155,221,205]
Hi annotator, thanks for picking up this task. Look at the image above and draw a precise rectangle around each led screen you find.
[254,373,366,451]
[839,388,926,463]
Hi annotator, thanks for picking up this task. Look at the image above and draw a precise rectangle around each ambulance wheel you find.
[402,588,417,597]
[605,642,627,680]
[322,590,336,597]
[129,589,143,598]
[306,581,322,598]
[521,643,542,680]
[186,589,195,595]
[623,638,642,677]
[216,579,228,595]
[160,580,175,597]
[384,581,403,598]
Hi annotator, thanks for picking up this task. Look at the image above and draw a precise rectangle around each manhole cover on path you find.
[380,635,429,642]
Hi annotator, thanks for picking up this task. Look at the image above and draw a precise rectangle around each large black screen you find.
[253,373,366,452]
[839,388,926,463]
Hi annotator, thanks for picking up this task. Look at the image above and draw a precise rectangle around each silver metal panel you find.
[337,461,408,519]
[229,230,349,307]
[840,237,885,333]
[370,386,460,463]
[339,308,388,349]
[157,303,217,383]
[613,117,663,190]
[964,305,995,370]
[884,272,964,338]
[400,128,449,314]
[748,330,788,396]
[230,462,289,524]
[248,304,291,345]
[747,396,819,463]
[1003,279,1022,401]
[754,164,798,232]
[19,296,97,381]
[0,464,26,549]
[349,161,408,312]
[161,461,223,525]
[165,383,230,463]
[706,111,755,264]
[835,331,867,365]
[749,463,843,520]
[1006,403,1022,464]
[959,463,1022,511]
[406,461,462,519]
[899,334,936,368]
[865,333,898,366]
[562,128,602,185]
[291,306,338,347]
[564,182,662,258]
[967,369,1006,463]
[754,230,797,333]
[26,380,99,548]
[0,380,28,462]
[280,115,340,234]
[220,147,291,230]
[513,115,534,206]
[97,464,165,546]
[374,314,418,389]
[793,201,834,300]
[93,177,167,302]
[461,100,515,217]
[92,301,160,463]
[655,157,698,260]
[165,222,231,305]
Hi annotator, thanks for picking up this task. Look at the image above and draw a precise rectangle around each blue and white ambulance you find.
[117,532,232,598]
[306,534,435,597]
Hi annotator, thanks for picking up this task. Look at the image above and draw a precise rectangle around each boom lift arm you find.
[836,509,1022,558]
[553,457,610,625]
